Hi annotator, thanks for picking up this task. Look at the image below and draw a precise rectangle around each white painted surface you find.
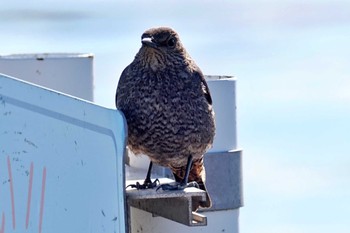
[0,74,126,233]
[0,53,94,101]
[207,76,237,152]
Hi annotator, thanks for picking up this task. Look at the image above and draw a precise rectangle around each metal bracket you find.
[204,149,243,211]
[126,178,207,227]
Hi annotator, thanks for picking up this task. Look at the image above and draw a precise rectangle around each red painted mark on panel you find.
[39,167,46,233]
[7,156,15,230]
[26,162,34,229]
[0,212,5,233]
[2,158,47,232]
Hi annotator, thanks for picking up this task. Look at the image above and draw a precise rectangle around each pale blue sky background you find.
[1,1,350,232]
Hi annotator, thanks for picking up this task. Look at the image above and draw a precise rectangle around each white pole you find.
[207,75,237,152]
[0,53,94,101]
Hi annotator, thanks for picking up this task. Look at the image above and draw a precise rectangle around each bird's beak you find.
[141,37,157,48]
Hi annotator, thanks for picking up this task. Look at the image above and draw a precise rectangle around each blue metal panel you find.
[0,74,126,233]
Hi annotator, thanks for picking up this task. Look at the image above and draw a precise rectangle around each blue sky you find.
[1,1,350,232]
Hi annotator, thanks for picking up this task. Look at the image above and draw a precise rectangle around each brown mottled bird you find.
[116,27,215,208]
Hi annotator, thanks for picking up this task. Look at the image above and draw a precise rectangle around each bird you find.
[115,27,215,209]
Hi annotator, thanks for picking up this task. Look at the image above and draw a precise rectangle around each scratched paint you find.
[39,167,47,233]
[0,212,5,233]
[7,156,16,230]
[25,162,34,229]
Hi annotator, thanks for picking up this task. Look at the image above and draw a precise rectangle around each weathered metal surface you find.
[0,74,127,233]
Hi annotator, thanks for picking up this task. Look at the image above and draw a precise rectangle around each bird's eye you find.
[167,38,176,47]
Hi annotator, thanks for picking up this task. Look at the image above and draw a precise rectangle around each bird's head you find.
[135,27,193,71]
[140,27,185,54]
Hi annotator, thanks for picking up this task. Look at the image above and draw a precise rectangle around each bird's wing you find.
[195,70,213,105]
[115,66,129,107]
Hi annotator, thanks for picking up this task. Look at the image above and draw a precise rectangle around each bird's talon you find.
[143,178,160,189]
[187,181,200,189]
[126,179,160,190]
[156,181,199,191]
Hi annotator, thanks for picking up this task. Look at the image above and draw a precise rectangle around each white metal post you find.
[0,53,94,101]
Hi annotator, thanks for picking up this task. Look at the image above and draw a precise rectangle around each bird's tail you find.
[171,157,212,210]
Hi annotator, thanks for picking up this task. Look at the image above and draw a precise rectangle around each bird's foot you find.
[156,181,199,191]
[126,178,160,190]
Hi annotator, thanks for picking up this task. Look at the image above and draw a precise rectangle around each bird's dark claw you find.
[156,181,199,191]
[126,178,160,190]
